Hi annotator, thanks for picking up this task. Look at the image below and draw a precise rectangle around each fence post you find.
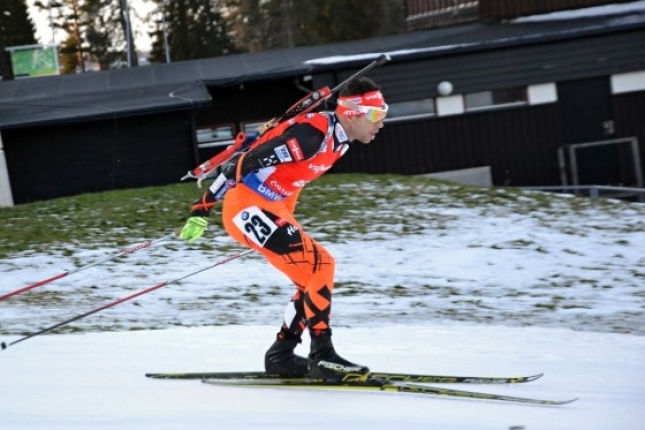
[590,187,599,199]
[0,132,14,208]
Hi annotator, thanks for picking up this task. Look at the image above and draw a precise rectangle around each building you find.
[1,1,644,205]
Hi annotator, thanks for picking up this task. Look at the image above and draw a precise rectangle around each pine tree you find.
[34,0,139,72]
[148,0,236,63]
[260,0,319,50]
[313,0,406,44]
[0,0,38,79]
[224,0,406,53]
[84,0,138,69]
[226,0,264,53]
[34,0,87,72]
[84,0,119,70]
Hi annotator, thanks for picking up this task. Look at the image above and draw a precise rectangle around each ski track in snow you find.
[0,325,643,430]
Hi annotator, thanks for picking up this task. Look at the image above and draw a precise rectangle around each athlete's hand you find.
[179,216,208,242]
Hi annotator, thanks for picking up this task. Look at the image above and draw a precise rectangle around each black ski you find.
[145,370,543,385]
[200,376,578,406]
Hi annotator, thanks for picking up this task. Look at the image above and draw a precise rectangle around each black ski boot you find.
[308,329,370,381]
[264,331,308,376]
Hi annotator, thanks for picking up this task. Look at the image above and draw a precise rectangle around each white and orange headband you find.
[337,90,388,122]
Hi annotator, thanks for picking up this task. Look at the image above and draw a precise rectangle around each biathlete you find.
[179,77,388,380]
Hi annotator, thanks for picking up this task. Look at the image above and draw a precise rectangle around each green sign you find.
[6,45,60,78]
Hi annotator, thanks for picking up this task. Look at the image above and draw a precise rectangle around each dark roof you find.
[1,5,644,129]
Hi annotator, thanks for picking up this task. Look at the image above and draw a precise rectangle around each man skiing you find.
[179,77,387,380]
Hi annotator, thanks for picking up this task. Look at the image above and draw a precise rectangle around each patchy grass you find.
[0,173,641,260]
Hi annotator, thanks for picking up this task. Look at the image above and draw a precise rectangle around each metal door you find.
[558,77,619,185]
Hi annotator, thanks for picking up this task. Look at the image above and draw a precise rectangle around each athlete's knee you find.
[314,243,335,266]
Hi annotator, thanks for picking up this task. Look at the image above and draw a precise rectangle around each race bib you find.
[233,206,278,247]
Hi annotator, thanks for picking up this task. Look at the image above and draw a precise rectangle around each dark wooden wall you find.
[4,111,195,204]
[613,90,645,180]
[333,104,563,186]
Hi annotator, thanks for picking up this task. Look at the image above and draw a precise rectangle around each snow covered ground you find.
[1,181,644,429]
[2,185,644,337]
[0,325,643,430]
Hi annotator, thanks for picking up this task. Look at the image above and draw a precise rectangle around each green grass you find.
[0,182,193,257]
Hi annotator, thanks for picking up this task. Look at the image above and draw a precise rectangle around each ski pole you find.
[0,248,253,350]
[0,232,176,302]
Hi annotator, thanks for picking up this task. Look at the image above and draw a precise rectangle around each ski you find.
[145,370,543,385]
[200,376,578,406]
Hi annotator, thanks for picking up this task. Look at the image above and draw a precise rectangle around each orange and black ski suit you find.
[189,112,350,335]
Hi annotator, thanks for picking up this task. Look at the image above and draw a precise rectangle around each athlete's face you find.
[348,115,385,144]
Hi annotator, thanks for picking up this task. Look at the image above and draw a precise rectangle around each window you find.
[385,98,436,122]
[465,88,527,111]
[196,124,235,148]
